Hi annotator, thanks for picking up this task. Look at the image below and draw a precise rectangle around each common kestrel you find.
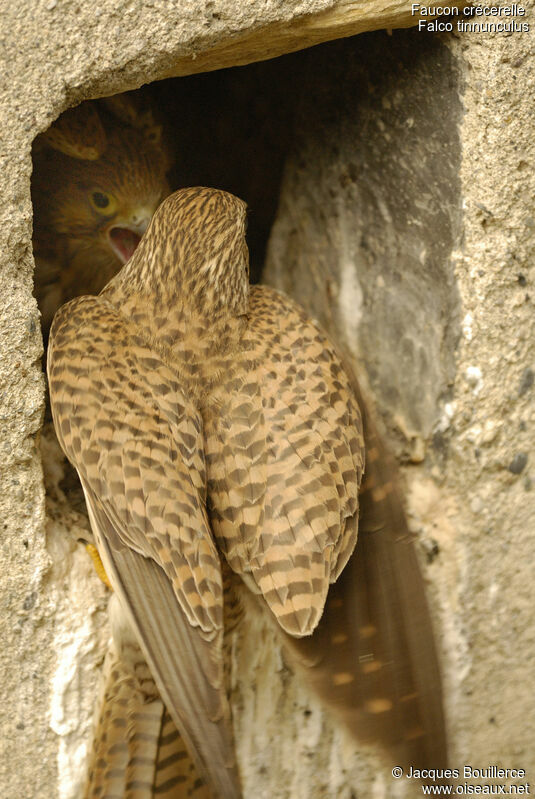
[48,187,446,797]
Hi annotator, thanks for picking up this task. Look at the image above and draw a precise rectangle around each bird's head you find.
[124,187,250,318]
[33,122,170,270]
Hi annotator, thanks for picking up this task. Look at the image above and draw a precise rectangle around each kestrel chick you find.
[32,96,171,334]
[48,187,445,797]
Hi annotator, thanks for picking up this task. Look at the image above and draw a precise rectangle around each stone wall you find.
[1,2,534,797]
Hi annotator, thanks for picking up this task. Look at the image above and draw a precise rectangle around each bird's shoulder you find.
[245,284,347,374]
[50,294,178,388]
[48,294,202,468]
[239,285,364,451]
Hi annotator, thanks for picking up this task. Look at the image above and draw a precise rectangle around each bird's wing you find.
[279,364,448,770]
[85,596,210,799]
[39,100,107,160]
[48,295,241,798]
[205,285,365,637]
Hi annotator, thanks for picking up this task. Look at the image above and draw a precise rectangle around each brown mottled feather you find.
[49,295,238,795]
[39,101,107,161]
[48,186,445,795]
[204,287,364,637]
[83,489,239,798]
[278,377,448,769]
[101,92,171,159]
[86,596,209,799]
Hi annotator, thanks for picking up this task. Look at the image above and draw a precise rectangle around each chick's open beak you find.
[107,209,152,264]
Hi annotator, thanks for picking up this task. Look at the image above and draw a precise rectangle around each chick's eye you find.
[90,191,117,214]
[92,192,109,208]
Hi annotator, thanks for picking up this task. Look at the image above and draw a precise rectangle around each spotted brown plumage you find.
[86,596,210,799]
[32,95,171,336]
[203,287,363,636]
[278,379,448,772]
[48,186,446,796]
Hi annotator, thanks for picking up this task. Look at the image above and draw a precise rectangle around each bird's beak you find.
[107,209,153,264]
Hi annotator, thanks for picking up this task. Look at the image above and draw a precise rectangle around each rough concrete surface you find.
[446,17,535,769]
[1,0,534,797]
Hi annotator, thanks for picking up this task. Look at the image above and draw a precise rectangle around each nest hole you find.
[33,27,462,513]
